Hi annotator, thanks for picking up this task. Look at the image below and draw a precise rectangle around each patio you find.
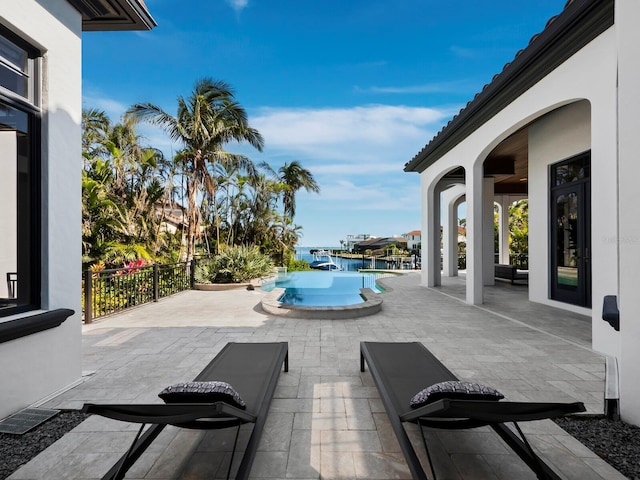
[9,273,624,479]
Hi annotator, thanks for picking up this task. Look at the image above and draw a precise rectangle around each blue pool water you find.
[262,271,382,307]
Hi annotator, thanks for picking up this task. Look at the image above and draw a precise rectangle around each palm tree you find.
[82,109,173,267]
[125,78,264,259]
[277,161,320,218]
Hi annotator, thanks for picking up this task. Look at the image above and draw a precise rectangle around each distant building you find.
[155,202,187,235]
[346,234,371,252]
[353,237,407,254]
[403,230,421,250]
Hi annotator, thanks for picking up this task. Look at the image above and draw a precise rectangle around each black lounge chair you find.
[83,342,288,480]
[360,341,586,480]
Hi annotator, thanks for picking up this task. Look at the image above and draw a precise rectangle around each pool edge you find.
[260,287,383,319]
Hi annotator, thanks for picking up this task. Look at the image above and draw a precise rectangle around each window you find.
[0,27,40,317]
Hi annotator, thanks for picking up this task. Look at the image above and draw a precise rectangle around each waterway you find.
[295,247,410,271]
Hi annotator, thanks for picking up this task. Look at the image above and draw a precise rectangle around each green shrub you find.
[194,246,275,284]
[286,258,311,272]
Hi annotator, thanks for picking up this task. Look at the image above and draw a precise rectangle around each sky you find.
[82,0,566,247]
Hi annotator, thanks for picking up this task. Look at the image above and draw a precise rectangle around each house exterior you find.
[403,230,421,251]
[0,0,155,420]
[346,233,371,252]
[405,0,640,425]
[353,236,408,254]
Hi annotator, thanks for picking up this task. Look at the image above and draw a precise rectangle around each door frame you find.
[549,152,591,307]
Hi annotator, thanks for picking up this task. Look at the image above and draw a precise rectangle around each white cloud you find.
[450,45,476,59]
[251,104,453,167]
[356,80,477,95]
[226,0,248,13]
[310,179,420,211]
[82,95,128,120]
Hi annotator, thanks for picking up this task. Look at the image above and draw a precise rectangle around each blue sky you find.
[82,0,565,247]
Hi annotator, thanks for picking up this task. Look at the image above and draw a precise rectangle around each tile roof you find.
[404,0,613,173]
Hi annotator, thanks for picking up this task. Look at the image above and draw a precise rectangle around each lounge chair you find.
[359,341,585,480]
[83,342,288,480]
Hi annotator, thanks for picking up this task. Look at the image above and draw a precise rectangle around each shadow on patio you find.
[8,273,624,479]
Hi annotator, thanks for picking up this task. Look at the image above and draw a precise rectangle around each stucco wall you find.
[0,1,82,419]
[528,101,591,311]
[420,28,618,314]
[616,0,640,426]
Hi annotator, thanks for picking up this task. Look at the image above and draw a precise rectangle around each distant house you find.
[346,233,371,252]
[353,237,407,254]
[0,1,155,420]
[403,230,421,250]
[155,202,188,235]
[405,0,640,425]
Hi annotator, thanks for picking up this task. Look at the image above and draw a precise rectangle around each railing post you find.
[84,270,93,324]
[153,264,159,302]
[190,259,196,288]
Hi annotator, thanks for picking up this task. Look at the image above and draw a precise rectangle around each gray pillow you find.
[410,381,504,408]
[158,381,246,409]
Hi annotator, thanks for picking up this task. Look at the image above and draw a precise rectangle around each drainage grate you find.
[0,408,59,435]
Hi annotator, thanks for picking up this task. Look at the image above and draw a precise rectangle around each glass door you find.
[550,154,591,307]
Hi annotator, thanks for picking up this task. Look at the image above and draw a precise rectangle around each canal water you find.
[295,247,402,271]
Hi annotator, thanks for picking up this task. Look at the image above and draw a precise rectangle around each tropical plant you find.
[509,199,529,257]
[125,78,264,259]
[269,160,320,218]
[82,109,177,268]
[194,245,274,284]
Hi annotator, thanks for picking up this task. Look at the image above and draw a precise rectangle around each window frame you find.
[0,25,42,318]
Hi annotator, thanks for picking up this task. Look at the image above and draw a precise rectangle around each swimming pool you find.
[262,271,382,307]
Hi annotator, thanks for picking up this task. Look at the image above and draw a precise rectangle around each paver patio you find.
[9,273,625,479]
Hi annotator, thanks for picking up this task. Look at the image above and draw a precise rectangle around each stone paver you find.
[8,273,626,480]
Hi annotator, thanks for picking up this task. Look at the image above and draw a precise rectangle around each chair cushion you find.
[158,381,246,409]
[410,381,504,408]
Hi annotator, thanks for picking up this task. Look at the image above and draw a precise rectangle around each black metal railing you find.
[83,261,192,323]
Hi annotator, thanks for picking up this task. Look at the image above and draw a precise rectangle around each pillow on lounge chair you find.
[410,380,504,408]
[159,381,246,409]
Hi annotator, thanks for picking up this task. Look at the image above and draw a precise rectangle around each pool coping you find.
[260,287,383,319]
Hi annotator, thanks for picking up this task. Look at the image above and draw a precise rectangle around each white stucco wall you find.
[421,27,618,315]
[616,0,640,426]
[528,101,591,312]
[0,1,83,419]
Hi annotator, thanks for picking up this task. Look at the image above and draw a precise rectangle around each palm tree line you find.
[82,78,319,269]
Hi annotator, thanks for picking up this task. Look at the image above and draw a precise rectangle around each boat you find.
[309,250,342,270]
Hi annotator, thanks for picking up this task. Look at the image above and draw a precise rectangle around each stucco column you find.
[465,163,484,304]
[497,196,511,264]
[432,187,442,286]
[483,178,496,286]
[420,174,439,287]
[616,0,640,425]
[442,185,465,277]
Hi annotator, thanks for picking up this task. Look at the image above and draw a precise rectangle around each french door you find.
[550,154,591,307]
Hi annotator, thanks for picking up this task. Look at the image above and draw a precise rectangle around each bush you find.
[286,258,311,272]
[194,246,275,284]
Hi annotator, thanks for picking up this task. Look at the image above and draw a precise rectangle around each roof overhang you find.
[404,0,613,174]
[67,0,157,31]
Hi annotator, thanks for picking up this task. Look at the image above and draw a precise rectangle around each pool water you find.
[262,271,382,307]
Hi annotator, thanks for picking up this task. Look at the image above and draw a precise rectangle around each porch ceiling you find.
[440,127,529,195]
[486,127,528,195]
